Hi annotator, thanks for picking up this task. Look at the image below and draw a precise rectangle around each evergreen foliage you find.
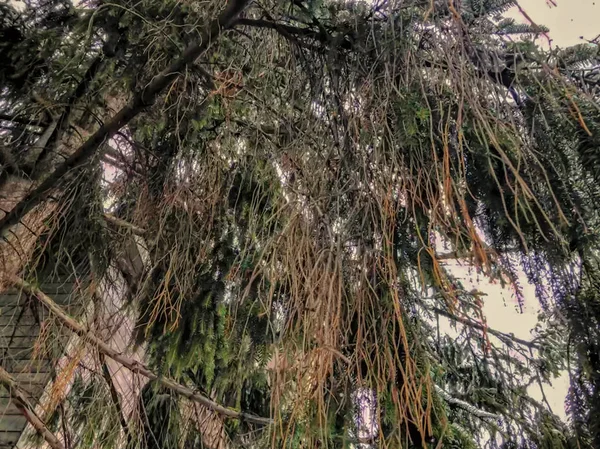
[1,0,600,448]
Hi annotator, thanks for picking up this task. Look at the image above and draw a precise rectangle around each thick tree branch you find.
[0,0,250,237]
[25,119,59,169]
[0,366,66,449]
[100,155,144,177]
[11,276,273,426]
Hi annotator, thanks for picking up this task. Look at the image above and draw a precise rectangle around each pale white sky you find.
[511,0,599,47]
[443,259,570,420]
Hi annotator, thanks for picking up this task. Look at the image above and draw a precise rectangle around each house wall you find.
[1,278,84,449]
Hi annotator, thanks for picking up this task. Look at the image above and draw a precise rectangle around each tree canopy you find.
[1,0,600,448]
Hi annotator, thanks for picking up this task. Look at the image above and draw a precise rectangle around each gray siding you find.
[0,280,82,449]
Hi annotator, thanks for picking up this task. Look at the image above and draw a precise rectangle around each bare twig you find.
[0,113,48,128]
[103,213,147,236]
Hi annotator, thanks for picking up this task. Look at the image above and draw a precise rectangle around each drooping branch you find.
[434,385,501,421]
[0,0,251,237]
[237,17,528,105]
[0,366,66,449]
[235,18,353,49]
[26,55,106,177]
[11,276,273,426]
[430,306,541,350]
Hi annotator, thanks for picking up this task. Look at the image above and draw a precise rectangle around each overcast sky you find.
[511,0,599,47]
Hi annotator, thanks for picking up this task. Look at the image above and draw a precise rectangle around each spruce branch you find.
[10,276,273,427]
[430,306,541,350]
[236,18,353,49]
[434,385,502,421]
[0,0,251,237]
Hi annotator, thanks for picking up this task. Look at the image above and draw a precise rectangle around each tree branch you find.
[430,306,541,350]
[28,55,106,177]
[236,17,353,49]
[103,213,147,236]
[0,366,66,449]
[11,276,273,426]
[0,113,48,128]
[0,0,251,237]
[99,353,132,444]
[236,17,321,38]
[434,385,501,421]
